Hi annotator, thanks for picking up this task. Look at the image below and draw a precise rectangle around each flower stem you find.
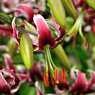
[53,45,71,71]
[48,0,66,29]
[44,45,56,75]
[62,0,78,20]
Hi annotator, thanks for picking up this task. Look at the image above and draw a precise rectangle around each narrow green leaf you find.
[67,14,83,37]
[86,0,95,10]
[48,0,66,29]
[20,33,33,69]
[62,0,78,20]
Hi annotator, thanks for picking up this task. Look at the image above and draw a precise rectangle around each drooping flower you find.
[0,69,20,94]
[33,14,55,50]
[70,71,88,93]
[0,54,20,94]
[33,14,64,50]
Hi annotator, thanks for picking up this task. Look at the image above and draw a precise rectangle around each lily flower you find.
[33,14,55,50]
[70,71,88,94]
[33,14,64,50]
[0,69,20,94]
[0,54,20,94]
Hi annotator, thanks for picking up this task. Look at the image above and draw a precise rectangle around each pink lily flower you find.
[33,14,55,49]
[33,14,64,50]
[70,71,88,93]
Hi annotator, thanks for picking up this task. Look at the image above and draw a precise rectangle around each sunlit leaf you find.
[20,33,33,69]
[48,0,66,29]
[86,0,95,10]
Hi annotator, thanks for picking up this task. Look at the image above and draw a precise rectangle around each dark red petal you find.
[33,14,55,49]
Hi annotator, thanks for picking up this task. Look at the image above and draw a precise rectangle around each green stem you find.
[67,14,83,37]
[44,45,56,75]
[62,0,78,20]
[48,0,66,29]
[53,44,71,71]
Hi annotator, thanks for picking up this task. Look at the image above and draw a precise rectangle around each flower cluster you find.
[0,0,95,95]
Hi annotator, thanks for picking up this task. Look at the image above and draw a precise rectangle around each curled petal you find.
[70,72,88,93]
[33,14,55,49]
[48,18,65,42]
[0,71,10,93]
[15,4,34,21]
[0,69,20,94]
[0,25,12,37]
[12,17,18,40]
[3,54,16,73]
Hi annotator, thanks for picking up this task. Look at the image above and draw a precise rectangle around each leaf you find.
[20,33,33,69]
[17,83,36,95]
[48,0,66,29]
[0,12,12,24]
[86,0,95,10]
[62,0,78,20]
[67,14,83,37]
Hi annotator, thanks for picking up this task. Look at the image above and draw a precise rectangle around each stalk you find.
[48,0,66,29]
[44,45,56,75]
[62,0,78,20]
[53,44,71,71]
